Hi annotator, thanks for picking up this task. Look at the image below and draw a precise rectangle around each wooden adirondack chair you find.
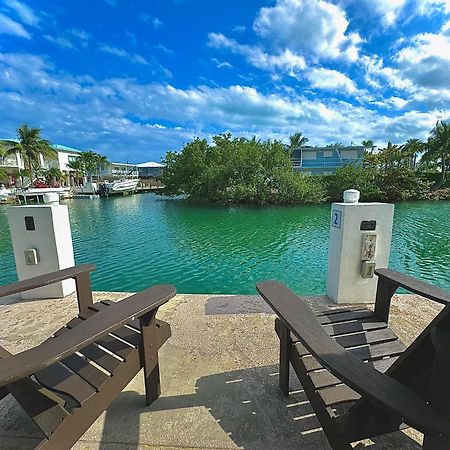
[257,269,450,449]
[0,264,176,450]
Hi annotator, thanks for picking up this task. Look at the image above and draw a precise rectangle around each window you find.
[302,151,317,160]
[341,150,358,159]
[324,150,333,158]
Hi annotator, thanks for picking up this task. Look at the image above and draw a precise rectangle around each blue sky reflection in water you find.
[0,195,449,294]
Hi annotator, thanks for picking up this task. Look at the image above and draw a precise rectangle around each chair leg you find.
[423,325,450,449]
[139,310,161,406]
[278,319,291,396]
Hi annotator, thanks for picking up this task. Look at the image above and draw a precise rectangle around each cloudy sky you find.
[0,0,449,163]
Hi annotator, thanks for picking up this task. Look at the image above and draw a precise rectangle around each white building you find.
[137,161,164,178]
[0,140,81,186]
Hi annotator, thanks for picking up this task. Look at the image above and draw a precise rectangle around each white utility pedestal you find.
[326,190,394,304]
[7,193,76,299]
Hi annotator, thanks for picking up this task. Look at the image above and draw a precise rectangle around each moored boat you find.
[98,178,139,197]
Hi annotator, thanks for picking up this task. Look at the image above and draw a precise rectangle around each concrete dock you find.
[0,291,442,449]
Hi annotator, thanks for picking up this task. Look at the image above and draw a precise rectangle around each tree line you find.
[161,121,450,205]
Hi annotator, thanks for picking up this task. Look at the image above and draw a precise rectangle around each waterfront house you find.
[0,139,81,186]
[137,161,164,179]
[100,161,139,181]
[290,146,366,175]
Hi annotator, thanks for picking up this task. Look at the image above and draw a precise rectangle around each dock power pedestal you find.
[326,189,394,304]
[7,193,76,299]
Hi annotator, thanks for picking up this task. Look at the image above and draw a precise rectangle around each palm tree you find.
[288,132,309,149]
[422,120,450,188]
[43,167,65,187]
[9,125,56,180]
[75,151,109,183]
[78,151,98,182]
[362,140,374,147]
[67,158,85,185]
[14,168,31,187]
[326,142,344,148]
[401,138,423,169]
[94,154,109,180]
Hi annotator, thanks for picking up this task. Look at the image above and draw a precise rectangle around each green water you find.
[0,194,449,294]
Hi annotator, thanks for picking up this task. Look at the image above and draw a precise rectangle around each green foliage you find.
[325,164,432,202]
[162,134,326,205]
[68,151,109,181]
[379,168,432,201]
[324,165,382,202]
[0,167,7,181]
[422,120,450,188]
[10,125,56,179]
[288,132,308,149]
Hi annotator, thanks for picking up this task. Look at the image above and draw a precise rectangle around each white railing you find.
[0,156,19,167]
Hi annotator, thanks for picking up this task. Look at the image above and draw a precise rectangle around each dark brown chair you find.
[257,269,450,449]
[0,264,176,449]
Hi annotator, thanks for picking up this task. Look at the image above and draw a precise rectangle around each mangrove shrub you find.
[161,134,326,205]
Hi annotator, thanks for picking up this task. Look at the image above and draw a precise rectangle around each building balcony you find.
[0,156,19,168]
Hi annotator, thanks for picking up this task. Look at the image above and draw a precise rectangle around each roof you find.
[137,161,164,168]
[301,146,366,151]
[1,139,81,153]
[51,144,82,153]
[110,161,138,167]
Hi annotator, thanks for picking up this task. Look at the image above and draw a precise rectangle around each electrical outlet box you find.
[361,261,376,278]
[361,233,377,260]
[24,248,39,265]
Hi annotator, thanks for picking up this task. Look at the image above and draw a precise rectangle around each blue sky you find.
[0,0,449,163]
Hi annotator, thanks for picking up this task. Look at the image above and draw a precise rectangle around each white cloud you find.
[208,33,306,76]
[98,44,149,65]
[153,17,163,29]
[358,0,407,26]
[1,52,447,158]
[415,0,450,15]
[361,55,413,91]
[306,68,357,94]
[253,0,362,61]
[0,13,31,38]
[211,58,233,69]
[44,35,74,49]
[395,23,450,89]
[232,25,246,33]
[154,43,173,55]
[4,0,38,26]
[69,28,90,42]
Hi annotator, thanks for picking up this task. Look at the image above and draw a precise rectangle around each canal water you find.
[0,194,449,294]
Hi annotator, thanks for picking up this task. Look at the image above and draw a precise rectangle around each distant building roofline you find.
[137,161,164,168]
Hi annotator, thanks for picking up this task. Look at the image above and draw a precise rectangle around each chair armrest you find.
[257,280,450,437]
[0,264,96,298]
[375,268,450,305]
[0,284,176,387]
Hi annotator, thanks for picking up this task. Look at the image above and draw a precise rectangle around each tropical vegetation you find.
[162,121,450,205]
[162,133,326,205]
[67,151,109,182]
[3,125,57,180]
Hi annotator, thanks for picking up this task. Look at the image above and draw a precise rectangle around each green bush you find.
[324,164,382,202]
[379,168,432,201]
[161,134,326,205]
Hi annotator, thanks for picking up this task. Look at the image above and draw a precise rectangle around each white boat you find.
[98,178,139,196]
[0,186,13,203]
